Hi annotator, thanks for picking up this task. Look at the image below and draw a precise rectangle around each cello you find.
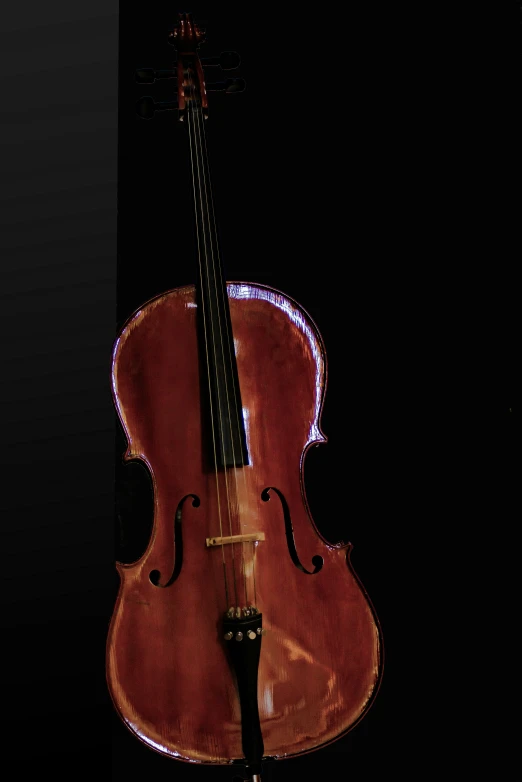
[109,13,383,781]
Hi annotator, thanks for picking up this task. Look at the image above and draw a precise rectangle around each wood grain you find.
[107,282,382,765]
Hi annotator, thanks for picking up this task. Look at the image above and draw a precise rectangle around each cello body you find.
[108,281,382,764]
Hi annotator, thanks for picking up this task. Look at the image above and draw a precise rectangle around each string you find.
[185,69,231,608]
[194,80,259,611]
[191,90,250,611]
[187,68,243,609]
[190,83,243,609]
[196,106,259,609]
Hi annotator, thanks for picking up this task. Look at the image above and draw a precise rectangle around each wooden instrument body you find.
[108,281,382,764]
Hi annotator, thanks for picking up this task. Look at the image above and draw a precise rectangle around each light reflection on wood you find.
[108,283,382,764]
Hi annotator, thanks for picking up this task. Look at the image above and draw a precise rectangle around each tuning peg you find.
[201,51,241,70]
[206,78,246,93]
[135,68,154,84]
[220,51,241,70]
[135,68,177,84]
[136,96,178,119]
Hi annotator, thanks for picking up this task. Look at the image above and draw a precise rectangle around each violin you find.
[109,13,383,781]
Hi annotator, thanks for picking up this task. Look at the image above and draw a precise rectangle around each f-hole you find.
[261,487,323,574]
[149,494,200,587]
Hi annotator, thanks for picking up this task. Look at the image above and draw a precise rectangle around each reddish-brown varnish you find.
[107,282,383,765]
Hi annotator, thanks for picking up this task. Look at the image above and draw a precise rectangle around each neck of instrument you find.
[186,104,249,469]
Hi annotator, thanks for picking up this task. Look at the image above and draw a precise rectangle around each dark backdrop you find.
[1,0,118,777]
[2,2,518,780]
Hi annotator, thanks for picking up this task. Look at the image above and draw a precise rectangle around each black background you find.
[2,2,519,780]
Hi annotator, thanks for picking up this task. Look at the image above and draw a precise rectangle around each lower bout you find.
[108,635,380,764]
